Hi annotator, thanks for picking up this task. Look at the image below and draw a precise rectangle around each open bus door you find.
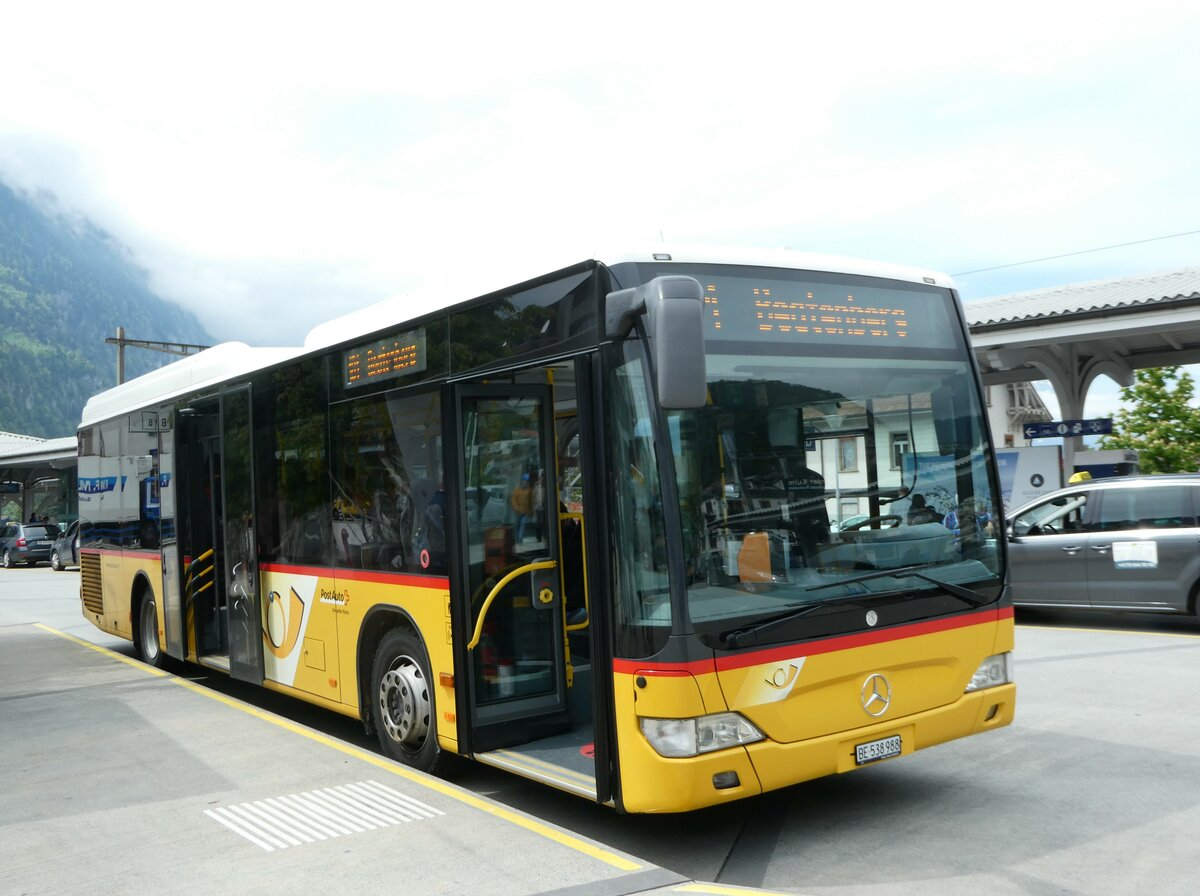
[176,387,262,682]
[452,384,571,750]
[450,365,606,803]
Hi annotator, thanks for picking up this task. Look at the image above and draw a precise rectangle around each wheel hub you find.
[378,657,430,748]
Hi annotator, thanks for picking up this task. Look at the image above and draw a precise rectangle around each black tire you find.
[51,549,62,571]
[1,549,11,569]
[134,588,167,669]
[371,628,452,775]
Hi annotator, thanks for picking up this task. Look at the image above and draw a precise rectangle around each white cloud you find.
[2,0,1200,350]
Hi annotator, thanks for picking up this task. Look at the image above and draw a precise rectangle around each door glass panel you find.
[462,394,556,705]
[222,390,259,676]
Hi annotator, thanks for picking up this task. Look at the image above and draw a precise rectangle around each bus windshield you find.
[651,264,1002,638]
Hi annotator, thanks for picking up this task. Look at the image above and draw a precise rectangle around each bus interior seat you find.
[737,532,773,584]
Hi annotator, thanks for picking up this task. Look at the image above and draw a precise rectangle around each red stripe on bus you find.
[611,606,1013,676]
[81,547,160,562]
[259,561,447,589]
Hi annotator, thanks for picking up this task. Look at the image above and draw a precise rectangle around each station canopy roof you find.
[967,266,1200,384]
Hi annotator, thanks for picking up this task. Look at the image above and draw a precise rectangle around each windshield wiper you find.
[807,562,991,607]
[718,564,994,650]
[719,599,850,649]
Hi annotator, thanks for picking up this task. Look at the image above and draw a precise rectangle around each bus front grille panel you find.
[80,553,104,615]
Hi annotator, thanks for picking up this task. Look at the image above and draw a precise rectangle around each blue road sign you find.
[1023,418,1113,439]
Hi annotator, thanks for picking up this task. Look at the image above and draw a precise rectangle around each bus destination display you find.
[343,328,427,388]
[699,277,956,350]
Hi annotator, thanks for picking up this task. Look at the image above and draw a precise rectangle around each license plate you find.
[35,540,51,547]
[855,734,901,765]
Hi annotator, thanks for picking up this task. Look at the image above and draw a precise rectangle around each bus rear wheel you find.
[135,589,167,669]
[371,628,450,775]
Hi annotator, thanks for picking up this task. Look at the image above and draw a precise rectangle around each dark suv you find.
[1,521,62,568]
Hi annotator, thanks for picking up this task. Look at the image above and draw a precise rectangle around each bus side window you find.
[329,388,445,575]
[263,364,332,567]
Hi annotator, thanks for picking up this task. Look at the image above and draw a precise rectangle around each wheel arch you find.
[357,605,424,737]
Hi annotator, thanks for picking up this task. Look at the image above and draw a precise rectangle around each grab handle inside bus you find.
[605,275,707,409]
[467,559,557,651]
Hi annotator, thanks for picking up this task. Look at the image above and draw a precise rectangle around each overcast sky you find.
[4,1,1200,420]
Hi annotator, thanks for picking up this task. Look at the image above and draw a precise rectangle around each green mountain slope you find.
[0,179,213,437]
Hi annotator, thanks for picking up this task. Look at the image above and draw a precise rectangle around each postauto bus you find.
[76,246,1014,813]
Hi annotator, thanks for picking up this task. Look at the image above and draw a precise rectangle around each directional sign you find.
[1023,418,1113,439]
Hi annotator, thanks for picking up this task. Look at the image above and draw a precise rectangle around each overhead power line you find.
[106,326,210,385]
[952,228,1200,277]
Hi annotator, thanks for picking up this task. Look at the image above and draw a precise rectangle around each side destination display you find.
[343,327,427,388]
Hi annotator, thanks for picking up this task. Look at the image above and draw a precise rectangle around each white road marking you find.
[204,780,444,851]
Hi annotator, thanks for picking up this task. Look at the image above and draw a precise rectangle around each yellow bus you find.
[77,246,1014,813]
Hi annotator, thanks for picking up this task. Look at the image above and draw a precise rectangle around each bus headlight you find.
[965,652,1012,692]
[640,712,765,758]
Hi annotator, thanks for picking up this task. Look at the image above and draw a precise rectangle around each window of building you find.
[889,432,910,470]
[838,437,858,472]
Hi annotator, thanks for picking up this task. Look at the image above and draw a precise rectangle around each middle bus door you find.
[453,384,570,751]
[180,388,262,683]
[219,386,262,683]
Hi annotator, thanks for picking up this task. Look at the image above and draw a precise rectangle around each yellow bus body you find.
[613,608,1015,813]
[82,544,1012,814]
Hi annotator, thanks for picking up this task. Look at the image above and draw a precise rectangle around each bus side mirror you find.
[605,275,706,409]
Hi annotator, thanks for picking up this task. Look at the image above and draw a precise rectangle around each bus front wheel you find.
[134,589,167,669]
[371,628,450,775]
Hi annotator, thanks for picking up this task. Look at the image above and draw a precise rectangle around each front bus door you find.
[454,384,571,753]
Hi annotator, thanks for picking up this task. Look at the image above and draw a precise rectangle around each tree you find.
[1098,366,1200,473]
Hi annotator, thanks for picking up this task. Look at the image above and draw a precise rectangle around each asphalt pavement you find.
[6,565,1200,895]
[0,566,794,896]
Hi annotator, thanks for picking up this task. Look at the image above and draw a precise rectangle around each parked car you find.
[1,521,63,568]
[1006,474,1200,616]
[51,519,80,571]
[831,513,870,532]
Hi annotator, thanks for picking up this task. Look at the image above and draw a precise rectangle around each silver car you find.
[1006,474,1200,616]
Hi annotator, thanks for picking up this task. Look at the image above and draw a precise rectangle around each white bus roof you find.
[80,246,953,428]
[303,244,954,352]
[79,342,305,428]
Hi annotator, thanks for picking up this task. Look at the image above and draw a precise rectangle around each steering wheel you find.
[1040,522,1058,535]
[843,515,902,531]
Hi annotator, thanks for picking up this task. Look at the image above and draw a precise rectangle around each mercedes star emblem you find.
[861,673,892,717]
